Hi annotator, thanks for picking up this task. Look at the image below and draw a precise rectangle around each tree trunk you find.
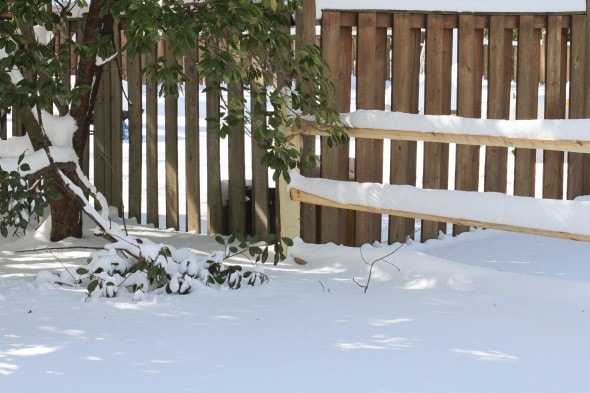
[49,194,83,241]
[51,1,109,241]
[48,166,83,241]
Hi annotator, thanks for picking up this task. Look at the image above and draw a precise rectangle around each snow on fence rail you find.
[286,114,590,244]
[310,7,590,247]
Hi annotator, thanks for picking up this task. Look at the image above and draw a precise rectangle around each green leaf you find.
[87,279,99,294]
[76,267,89,275]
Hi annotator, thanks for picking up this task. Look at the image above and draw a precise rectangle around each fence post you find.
[296,0,318,243]
[278,95,301,241]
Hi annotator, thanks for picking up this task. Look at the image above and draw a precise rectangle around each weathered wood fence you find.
[303,7,590,246]
[289,115,590,244]
[4,5,590,247]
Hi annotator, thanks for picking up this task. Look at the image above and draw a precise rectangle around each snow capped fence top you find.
[316,0,586,18]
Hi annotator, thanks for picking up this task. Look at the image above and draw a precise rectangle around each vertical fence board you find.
[110,27,123,215]
[568,14,590,199]
[206,82,223,234]
[0,111,6,139]
[228,82,246,234]
[485,16,510,193]
[422,14,450,242]
[389,12,419,243]
[297,0,319,243]
[355,12,386,246]
[94,65,108,204]
[454,14,481,236]
[320,11,351,245]
[514,15,540,197]
[185,47,201,233]
[127,36,143,222]
[250,87,270,236]
[93,53,123,209]
[164,39,179,229]
[543,15,567,199]
[146,46,159,227]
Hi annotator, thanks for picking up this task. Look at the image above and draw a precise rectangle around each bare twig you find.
[46,249,79,286]
[15,246,104,254]
[353,238,409,294]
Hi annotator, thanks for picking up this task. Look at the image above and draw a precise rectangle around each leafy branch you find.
[0,154,61,237]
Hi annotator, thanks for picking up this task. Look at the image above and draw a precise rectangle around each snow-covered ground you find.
[1,216,590,392]
[3,3,590,391]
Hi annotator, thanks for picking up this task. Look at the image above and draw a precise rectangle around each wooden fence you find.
[305,8,590,246]
[289,115,590,244]
[4,17,276,238]
[4,6,590,247]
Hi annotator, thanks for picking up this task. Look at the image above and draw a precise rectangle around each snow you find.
[289,170,590,239]
[2,3,590,391]
[32,25,54,46]
[3,102,590,392]
[0,147,78,174]
[342,110,590,141]
[2,217,590,392]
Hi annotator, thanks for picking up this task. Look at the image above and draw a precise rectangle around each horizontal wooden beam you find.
[295,120,590,154]
[290,188,590,242]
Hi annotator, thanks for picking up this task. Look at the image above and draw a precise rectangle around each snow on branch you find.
[0,147,78,174]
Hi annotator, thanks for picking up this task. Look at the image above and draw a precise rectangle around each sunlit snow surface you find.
[1,218,590,393]
[2,3,590,391]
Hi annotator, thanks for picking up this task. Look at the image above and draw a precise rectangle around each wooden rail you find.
[287,118,590,243]
[313,8,590,246]
[290,183,590,243]
[295,118,590,154]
